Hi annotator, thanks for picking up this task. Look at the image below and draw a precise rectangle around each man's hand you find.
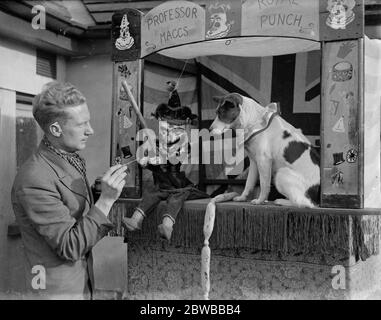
[95,164,128,216]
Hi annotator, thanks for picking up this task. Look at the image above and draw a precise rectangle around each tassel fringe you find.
[109,200,381,261]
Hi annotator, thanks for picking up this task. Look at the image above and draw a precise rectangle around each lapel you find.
[38,142,91,206]
[85,176,94,206]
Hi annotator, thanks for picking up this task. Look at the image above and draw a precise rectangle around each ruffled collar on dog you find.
[244,109,278,143]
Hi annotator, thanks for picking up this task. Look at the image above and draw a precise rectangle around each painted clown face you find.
[206,11,231,38]
[326,0,356,30]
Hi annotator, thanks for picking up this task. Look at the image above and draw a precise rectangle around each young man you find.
[11,81,127,299]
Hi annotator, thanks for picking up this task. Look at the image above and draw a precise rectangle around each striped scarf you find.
[43,136,87,179]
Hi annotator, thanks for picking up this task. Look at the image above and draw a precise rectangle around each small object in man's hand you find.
[94,177,102,192]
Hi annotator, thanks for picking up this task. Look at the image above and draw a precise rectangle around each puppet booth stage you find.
[107,0,381,299]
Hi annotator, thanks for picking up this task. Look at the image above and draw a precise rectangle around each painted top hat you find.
[333,152,345,166]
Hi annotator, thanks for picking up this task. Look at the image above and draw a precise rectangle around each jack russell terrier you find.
[210,93,320,208]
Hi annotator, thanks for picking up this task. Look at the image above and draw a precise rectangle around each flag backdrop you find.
[142,51,321,195]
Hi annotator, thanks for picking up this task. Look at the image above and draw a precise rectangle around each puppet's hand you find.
[138,156,149,167]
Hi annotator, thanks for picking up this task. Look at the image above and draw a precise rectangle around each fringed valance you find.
[108,199,381,263]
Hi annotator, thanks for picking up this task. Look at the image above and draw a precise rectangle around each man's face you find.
[57,103,94,153]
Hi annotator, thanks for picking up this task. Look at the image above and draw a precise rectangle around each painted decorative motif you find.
[322,40,359,201]
[333,152,345,166]
[331,166,344,187]
[329,99,340,115]
[141,1,205,57]
[326,0,356,30]
[332,61,353,82]
[299,22,316,36]
[331,152,345,188]
[337,41,356,59]
[342,91,357,145]
[115,14,135,51]
[346,148,358,163]
[119,87,130,101]
[205,3,234,39]
[332,115,345,133]
[118,64,132,78]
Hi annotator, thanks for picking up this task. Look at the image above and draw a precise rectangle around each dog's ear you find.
[212,96,225,103]
[265,102,278,113]
[227,93,243,107]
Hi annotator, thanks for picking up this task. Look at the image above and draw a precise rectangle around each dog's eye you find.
[222,101,235,109]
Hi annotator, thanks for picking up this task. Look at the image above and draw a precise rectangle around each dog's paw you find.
[274,199,292,206]
[251,198,265,205]
[233,195,247,202]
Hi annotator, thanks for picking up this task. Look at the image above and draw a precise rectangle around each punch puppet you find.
[122,81,209,241]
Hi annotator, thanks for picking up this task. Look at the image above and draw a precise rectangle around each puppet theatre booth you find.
[107,0,381,300]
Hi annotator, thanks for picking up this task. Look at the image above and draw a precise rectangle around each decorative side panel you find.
[111,60,143,199]
[112,9,142,62]
[319,0,364,41]
[321,40,362,208]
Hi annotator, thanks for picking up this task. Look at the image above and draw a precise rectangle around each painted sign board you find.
[112,9,142,61]
[111,0,364,61]
[242,0,319,41]
[141,1,205,57]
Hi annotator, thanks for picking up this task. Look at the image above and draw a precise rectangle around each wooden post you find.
[111,9,143,199]
[321,39,364,208]
[111,60,143,199]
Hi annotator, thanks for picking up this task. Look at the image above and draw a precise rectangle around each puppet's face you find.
[158,121,188,162]
[166,81,177,92]
[159,121,186,144]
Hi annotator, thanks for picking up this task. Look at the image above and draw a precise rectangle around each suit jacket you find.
[11,142,114,299]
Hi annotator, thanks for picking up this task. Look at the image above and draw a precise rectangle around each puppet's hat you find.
[152,103,197,121]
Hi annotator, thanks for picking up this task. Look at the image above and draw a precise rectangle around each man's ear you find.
[49,122,62,137]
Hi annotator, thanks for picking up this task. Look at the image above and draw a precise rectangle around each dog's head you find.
[209,93,243,134]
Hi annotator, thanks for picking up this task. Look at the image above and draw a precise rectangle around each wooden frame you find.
[109,0,379,208]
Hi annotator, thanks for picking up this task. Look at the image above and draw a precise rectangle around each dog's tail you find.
[305,184,320,206]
